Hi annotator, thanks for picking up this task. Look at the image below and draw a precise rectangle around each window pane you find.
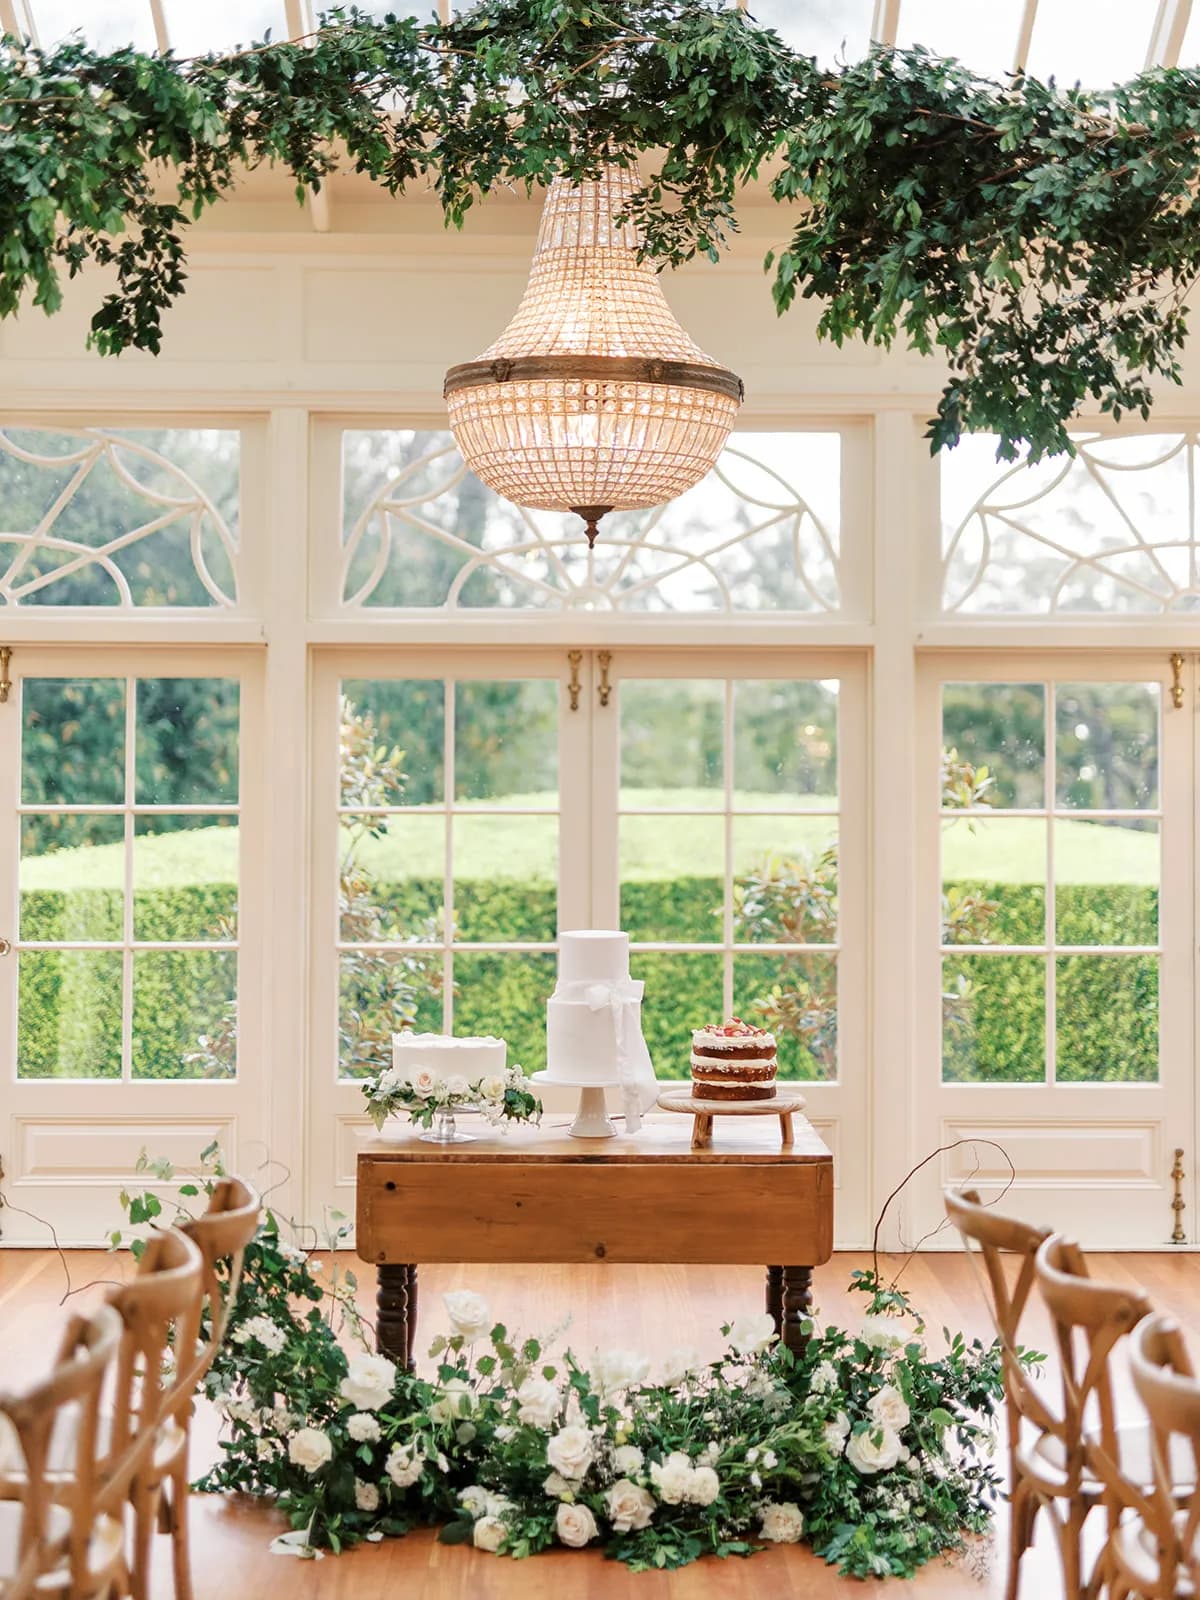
[452,952,557,1076]
[341,679,444,807]
[941,818,1045,945]
[131,951,237,1080]
[453,816,557,943]
[733,952,837,1082]
[632,952,724,1082]
[18,951,122,1079]
[1024,0,1153,86]
[621,817,723,942]
[620,680,723,806]
[942,955,1045,1083]
[133,816,238,941]
[942,683,1045,808]
[1055,819,1158,946]
[135,678,239,805]
[895,0,1023,70]
[1056,957,1158,1082]
[1055,683,1159,810]
[455,680,558,802]
[743,0,869,65]
[22,679,125,804]
[733,679,837,806]
[733,824,838,944]
[339,950,444,1080]
[21,815,123,942]
[340,814,444,944]
[163,0,287,55]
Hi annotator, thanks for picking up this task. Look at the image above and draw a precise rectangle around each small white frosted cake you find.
[390,1032,506,1086]
[545,931,645,1085]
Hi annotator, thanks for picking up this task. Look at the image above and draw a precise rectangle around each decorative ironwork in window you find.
[340,430,840,613]
[0,428,240,609]
[942,433,1200,615]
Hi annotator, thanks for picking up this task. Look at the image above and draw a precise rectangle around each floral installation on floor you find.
[360,1062,542,1133]
[114,1149,1021,1580]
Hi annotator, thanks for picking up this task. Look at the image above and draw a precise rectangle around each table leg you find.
[781,1265,814,1357]
[779,1111,794,1148]
[765,1265,784,1337]
[376,1262,415,1371]
[691,1114,713,1150]
[405,1263,419,1370]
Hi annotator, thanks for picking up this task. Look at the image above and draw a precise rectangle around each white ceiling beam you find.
[149,0,169,54]
[871,0,900,46]
[285,0,333,232]
[1146,0,1193,66]
[1013,0,1038,73]
[0,0,34,43]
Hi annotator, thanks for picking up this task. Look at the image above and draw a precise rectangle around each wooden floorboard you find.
[4,1248,1200,1598]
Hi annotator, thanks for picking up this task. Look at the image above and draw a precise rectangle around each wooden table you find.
[355,1113,834,1369]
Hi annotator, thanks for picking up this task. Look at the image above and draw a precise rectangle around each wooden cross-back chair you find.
[1103,1313,1200,1600]
[944,1185,1053,1600]
[0,1304,124,1600]
[1031,1233,1190,1600]
[153,1178,261,1600]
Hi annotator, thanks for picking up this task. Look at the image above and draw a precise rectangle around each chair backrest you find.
[178,1177,260,1391]
[102,1226,204,1508]
[1034,1233,1152,1489]
[1126,1313,1200,1592]
[0,1303,122,1600]
[944,1185,1054,1435]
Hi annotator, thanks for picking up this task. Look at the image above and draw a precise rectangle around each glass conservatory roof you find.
[0,0,1185,79]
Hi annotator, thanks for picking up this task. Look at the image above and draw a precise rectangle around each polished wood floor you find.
[4,1248,1200,1598]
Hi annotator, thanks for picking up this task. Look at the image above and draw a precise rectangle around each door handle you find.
[0,937,11,956]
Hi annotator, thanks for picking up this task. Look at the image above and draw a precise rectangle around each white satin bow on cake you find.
[581,978,658,1133]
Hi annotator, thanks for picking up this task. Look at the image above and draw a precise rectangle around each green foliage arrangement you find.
[361,1057,541,1131]
[117,1150,1010,1580]
[3,2,1200,459]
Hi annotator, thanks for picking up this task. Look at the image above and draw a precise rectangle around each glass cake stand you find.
[530,1072,622,1138]
[420,1104,479,1144]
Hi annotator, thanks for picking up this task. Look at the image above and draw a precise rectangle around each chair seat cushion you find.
[1111,1510,1199,1597]
[1024,1420,1195,1494]
[0,1500,125,1592]
[0,1408,186,1488]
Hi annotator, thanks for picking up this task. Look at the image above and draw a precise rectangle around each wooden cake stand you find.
[657,1086,808,1150]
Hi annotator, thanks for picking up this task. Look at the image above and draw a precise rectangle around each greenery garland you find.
[115,1149,1023,1579]
[4,2,1200,461]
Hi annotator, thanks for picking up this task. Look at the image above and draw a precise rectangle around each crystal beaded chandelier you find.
[443,163,744,547]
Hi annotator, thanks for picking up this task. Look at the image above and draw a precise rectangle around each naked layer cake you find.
[690,1018,778,1102]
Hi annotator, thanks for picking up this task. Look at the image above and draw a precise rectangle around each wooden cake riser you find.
[656,1087,808,1150]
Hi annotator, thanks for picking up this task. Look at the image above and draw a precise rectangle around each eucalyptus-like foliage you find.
[3,1,1200,457]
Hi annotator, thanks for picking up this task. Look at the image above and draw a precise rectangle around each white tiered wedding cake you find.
[391,1031,506,1085]
[543,931,658,1132]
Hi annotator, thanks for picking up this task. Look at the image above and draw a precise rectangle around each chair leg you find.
[1005,1479,1036,1600]
[1058,1500,1088,1600]
[129,1475,160,1600]
[169,1454,194,1600]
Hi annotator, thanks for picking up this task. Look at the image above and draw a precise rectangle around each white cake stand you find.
[531,1071,624,1139]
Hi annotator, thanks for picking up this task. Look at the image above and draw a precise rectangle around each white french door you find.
[911,652,1193,1247]
[0,648,267,1242]
[307,648,868,1244]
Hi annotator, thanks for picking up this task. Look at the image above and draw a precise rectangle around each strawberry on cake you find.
[690,1018,778,1102]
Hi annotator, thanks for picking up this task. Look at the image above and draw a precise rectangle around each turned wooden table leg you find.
[376,1263,415,1370]
[691,1113,713,1150]
[781,1265,814,1357]
[765,1265,784,1337]
[405,1263,419,1370]
[779,1111,794,1148]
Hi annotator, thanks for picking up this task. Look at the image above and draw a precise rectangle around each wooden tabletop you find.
[358,1111,831,1165]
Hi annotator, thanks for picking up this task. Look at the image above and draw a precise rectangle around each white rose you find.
[649,1452,694,1506]
[459,1485,489,1518]
[255,1439,276,1461]
[429,1377,473,1425]
[555,1502,598,1548]
[377,1067,405,1096]
[590,1348,650,1395]
[860,1316,906,1352]
[810,1361,839,1394]
[823,1411,851,1454]
[606,1479,655,1532]
[233,1315,287,1355]
[728,1313,778,1356]
[443,1074,469,1099]
[761,1448,778,1470]
[473,1516,507,1553]
[684,1465,720,1506]
[354,1479,380,1512]
[480,1075,506,1102]
[288,1428,332,1474]
[660,1346,703,1388]
[869,1384,911,1433]
[542,1471,574,1498]
[515,1376,560,1430]
[612,1444,644,1477]
[409,1067,439,1099]
[760,1501,805,1543]
[339,1352,397,1412]
[846,1425,903,1475]
[546,1425,594,1481]
[384,1443,424,1488]
[484,1493,512,1519]
[442,1290,491,1342]
[348,1412,382,1443]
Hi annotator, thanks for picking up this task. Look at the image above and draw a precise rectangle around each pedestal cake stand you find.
[657,1086,807,1150]
[531,1071,624,1139]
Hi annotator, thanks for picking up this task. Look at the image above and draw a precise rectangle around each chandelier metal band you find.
[444,354,745,405]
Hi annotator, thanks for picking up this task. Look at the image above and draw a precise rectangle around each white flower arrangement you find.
[361,1061,541,1132]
